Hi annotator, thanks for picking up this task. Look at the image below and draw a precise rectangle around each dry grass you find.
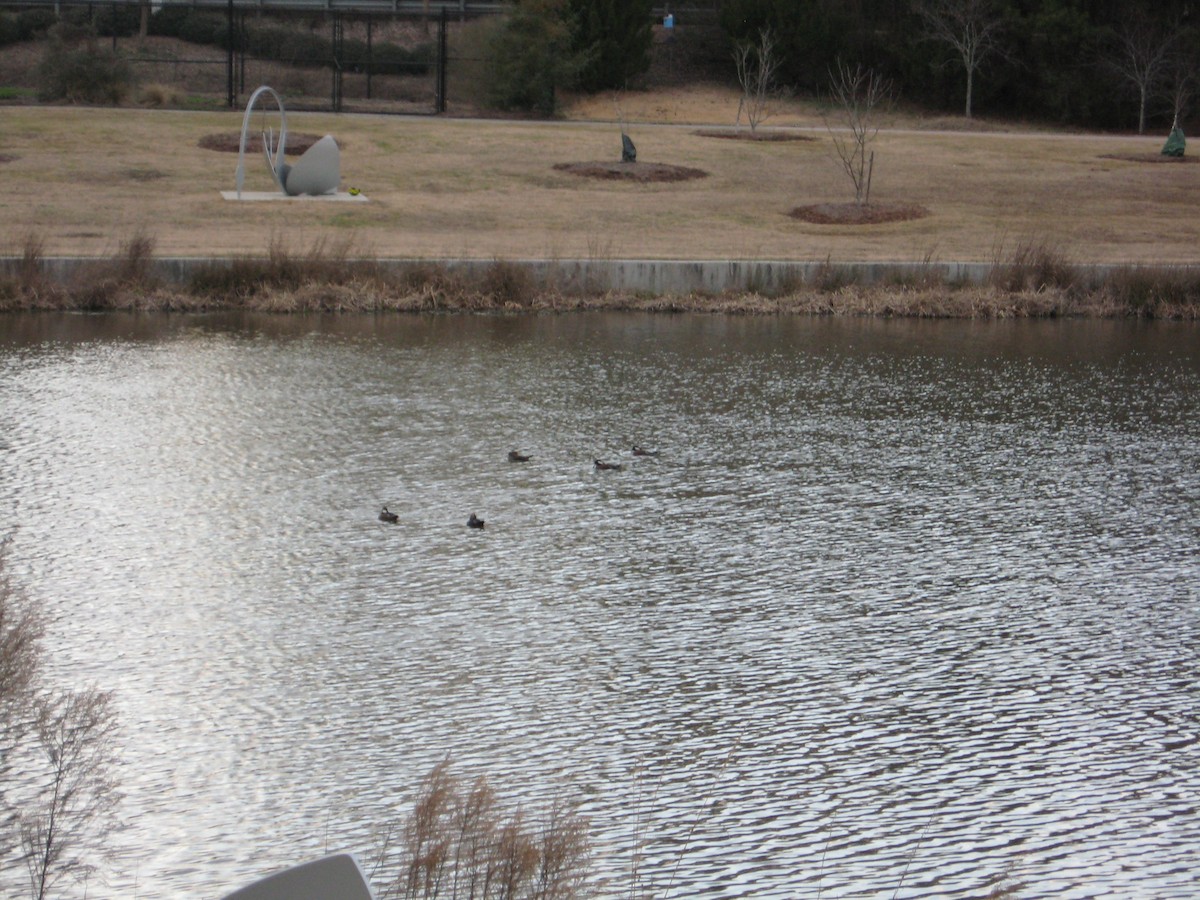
[0,98,1197,267]
[6,232,1196,317]
[370,758,591,900]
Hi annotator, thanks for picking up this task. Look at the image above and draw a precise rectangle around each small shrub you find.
[35,24,135,104]
[176,11,223,46]
[810,257,853,292]
[1104,265,1200,318]
[484,0,582,115]
[16,8,57,41]
[147,6,191,39]
[989,238,1077,293]
[137,82,184,107]
[92,4,140,39]
[343,39,434,77]
[481,260,534,306]
[0,13,20,47]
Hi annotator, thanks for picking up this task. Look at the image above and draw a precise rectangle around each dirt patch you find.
[198,132,330,154]
[693,129,816,142]
[552,161,708,183]
[1099,153,1198,164]
[789,202,931,225]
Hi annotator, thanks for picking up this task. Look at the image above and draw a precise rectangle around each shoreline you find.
[3,252,1199,319]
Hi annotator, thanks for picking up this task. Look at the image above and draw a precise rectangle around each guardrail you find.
[0,0,506,11]
[1,0,721,16]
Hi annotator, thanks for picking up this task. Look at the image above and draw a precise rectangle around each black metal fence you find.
[0,0,724,115]
[0,0,508,115]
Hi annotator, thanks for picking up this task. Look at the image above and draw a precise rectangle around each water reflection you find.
[1,313,1197,898]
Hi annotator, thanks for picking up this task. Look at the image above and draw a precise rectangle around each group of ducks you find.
[378,446,660,529]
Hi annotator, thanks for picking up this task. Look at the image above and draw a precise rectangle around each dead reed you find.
[2,233,1198,318]
[370,758,591,900]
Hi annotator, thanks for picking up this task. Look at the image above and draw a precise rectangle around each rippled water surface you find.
[1,313,1197,899]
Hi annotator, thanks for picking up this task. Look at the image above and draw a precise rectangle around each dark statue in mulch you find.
[789,202,930,225]
[622,133,637,162]
[198,132,331,154]
[553,161,708,183]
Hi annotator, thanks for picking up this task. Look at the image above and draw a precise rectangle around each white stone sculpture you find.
[235,86,340,198]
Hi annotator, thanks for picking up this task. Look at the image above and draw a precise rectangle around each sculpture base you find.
[221,191,368,202]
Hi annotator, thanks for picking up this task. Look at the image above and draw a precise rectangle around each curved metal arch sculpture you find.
[235,86,340,198]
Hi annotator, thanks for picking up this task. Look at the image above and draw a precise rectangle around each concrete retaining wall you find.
[4,256,1180,296]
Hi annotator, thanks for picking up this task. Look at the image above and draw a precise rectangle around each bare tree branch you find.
[826,60,893,206]
[19,688,122,900]
[918,0,1007,119]
[1108,15,1179,134]
[734,27,784,134]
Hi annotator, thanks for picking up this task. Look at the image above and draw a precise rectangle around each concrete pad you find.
[220,191,368,202]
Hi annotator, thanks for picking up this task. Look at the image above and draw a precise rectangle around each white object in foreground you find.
[221,853,376,900]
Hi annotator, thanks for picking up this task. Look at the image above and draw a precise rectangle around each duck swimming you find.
[508,450,531,462]
[467,513,485,528]
[594,459,623,471]
[632,446,660,457]
[379,506,399,523]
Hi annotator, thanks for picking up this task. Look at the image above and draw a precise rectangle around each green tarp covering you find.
[1162,126,1186,157]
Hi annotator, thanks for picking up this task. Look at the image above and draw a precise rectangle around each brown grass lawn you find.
[0,89,1197,264]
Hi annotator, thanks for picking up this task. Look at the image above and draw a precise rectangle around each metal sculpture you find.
[235,86,340,198]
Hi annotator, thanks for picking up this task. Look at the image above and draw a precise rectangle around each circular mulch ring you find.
[553,161,708,183]
[789,202,931,225]
[1099,153,1198,164]
[693,129,816,143]
[198,132,330,154]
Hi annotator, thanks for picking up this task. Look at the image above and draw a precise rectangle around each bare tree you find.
[919,0,1007,120]
[826,60,893,206]
[2,538,122,900]
[734,27,784,134]
[1,536,45,870]
[1168,54,1194,131]
[1109,16,1179,134]
[0,538,42,716]
[19,688,122,900]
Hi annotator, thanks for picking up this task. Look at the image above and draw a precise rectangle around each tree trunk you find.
[965,66,974,119]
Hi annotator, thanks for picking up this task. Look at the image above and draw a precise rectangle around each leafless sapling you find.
[734,27,783,134]
[826,61,893,206]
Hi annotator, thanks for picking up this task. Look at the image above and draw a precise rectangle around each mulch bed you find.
[693,129,816,143]
[198,132,330,154]
[552,161,708,183]
[789,202,931,225]
[1099,153,1198,164]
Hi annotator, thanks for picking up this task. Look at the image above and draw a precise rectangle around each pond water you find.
[1,312,1197,899]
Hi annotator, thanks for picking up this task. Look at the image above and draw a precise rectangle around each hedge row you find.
[0,7,57,46]
[1,6,432,76]
[149,8,433,76]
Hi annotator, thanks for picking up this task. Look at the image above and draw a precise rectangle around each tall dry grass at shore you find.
[3,234,1197,318]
